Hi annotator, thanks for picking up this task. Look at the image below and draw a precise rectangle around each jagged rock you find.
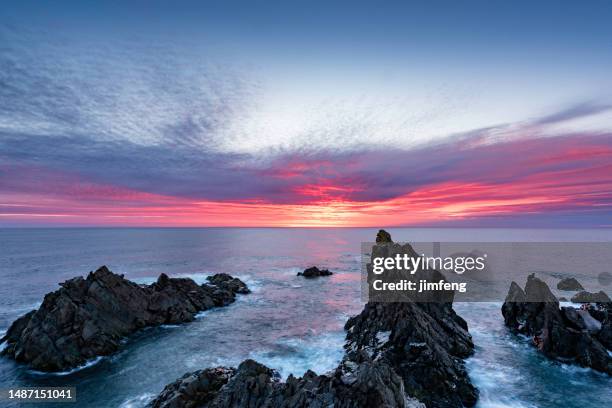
[502,274,611,375]
[297,266,333,278]
[0,266,249,372]
[206,273,251,295]
[571,290,612,304]
[376,229,393,243]
[343,301,477,407]
[599,319,612,350]
[150,358,425,408]
[150,231,477,408]
[557,277,584,291]
[149,366,236,408]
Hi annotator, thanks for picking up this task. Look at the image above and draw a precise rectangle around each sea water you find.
[0,228,610,407]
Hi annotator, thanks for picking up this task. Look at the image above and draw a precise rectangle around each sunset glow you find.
[2,132,611,227]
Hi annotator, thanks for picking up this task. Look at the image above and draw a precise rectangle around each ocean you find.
[1,228,611,407]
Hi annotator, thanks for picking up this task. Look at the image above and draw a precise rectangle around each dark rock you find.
[376,229,393,243]
[558,297,568,301]
[149,366,236,408]
[343,301,477,407]
[297,266,333,278]
[0,266,249,372]
[150,358,425,408]
[150,231,477,407]
[599,318,612,350]
[571,290,612,304]
[502,274,611,375]
[206,273,251,294]
[557,277,584,291]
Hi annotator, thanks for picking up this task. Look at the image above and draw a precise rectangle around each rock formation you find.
[376,229,393,243]
[502,274,611,375]
[571,290,612,304]
[0,266,249,372]
[297,266,333,278]
[556,277,584,291]
[149,230,478,407]
[150,359,424,408]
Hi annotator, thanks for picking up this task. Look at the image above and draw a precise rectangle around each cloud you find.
[1,24,611,226]
[0,23,258,147]
[534,102,612,125]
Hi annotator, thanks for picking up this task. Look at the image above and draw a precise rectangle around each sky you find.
[1,0,611,227]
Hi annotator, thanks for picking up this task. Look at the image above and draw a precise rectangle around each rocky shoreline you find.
[148,231,478,408]
[502,274,611,375]
[0,266,249,372]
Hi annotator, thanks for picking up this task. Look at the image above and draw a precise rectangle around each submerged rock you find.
[297,266,333,278]
[557,277,584,291]
[0,266,249,372]
[150,232,477,407]
[502,274,611,375]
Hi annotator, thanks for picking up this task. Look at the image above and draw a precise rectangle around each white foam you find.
[160,324,180,329]
[195,310,211,319]
[175,272,212,284]
[28,356,104,376]
[249,332,345,379]
[375,331,391,345]
[119,393,155,408]
[0,330,7,352]
[240,276,262,293]
[475,396,536,408]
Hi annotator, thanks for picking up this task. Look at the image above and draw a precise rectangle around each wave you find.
[119,392,155,408]
[248,332,345,379]
[27,356,104,376]
[0,329,6,352]
[475,396,537,408]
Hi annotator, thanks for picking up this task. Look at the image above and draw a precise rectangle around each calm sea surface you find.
[1,228,611,407]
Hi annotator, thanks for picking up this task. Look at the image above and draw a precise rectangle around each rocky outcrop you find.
[376,229,393,243]
[205,273,251,297]
[297,266,333,278]
[502,274,611,375]
[343,301,477,407]
[0,266,249,372]
[571,290,612,304]
[150,358,425,408]
[557,277,584,291]
[149,231,477,408]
